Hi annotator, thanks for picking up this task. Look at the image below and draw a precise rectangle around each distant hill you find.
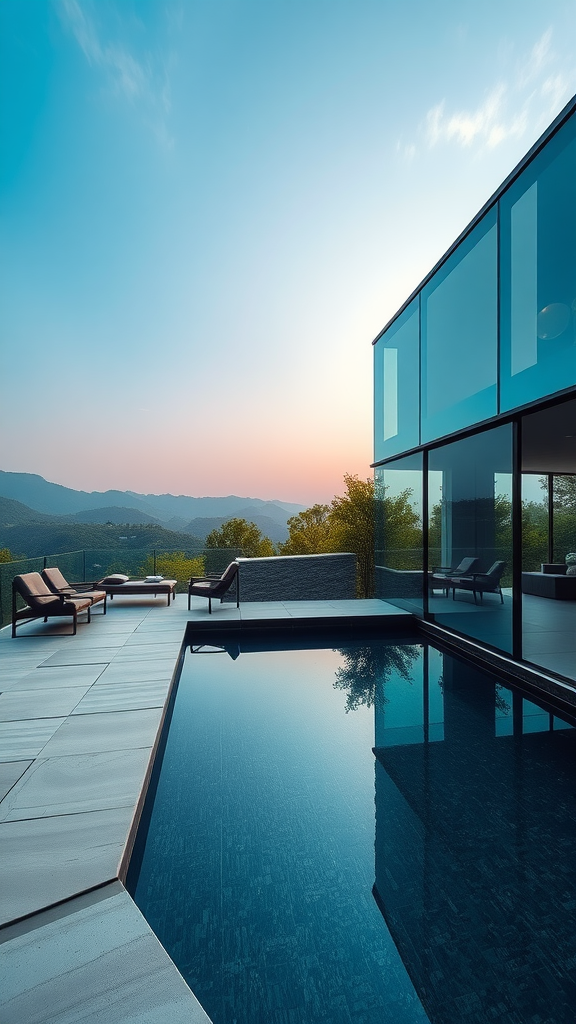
[1,522,204,559]
[0,471,305,528]
[183,514,288,543]
[65,506,161,526]
[0,496,60,528]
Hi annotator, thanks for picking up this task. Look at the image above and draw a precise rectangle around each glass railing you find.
[1,547,243,628]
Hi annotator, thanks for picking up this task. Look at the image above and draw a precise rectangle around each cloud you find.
[425,84,527,150]
[56,0,175,147]
[400,27,575,161]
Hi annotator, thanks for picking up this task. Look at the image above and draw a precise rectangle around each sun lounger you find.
[41,567,107,613]
[12,572,92,637]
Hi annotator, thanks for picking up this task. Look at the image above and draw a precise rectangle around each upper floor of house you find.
[373,95,576,465]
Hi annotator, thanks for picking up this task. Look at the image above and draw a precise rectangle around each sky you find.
[1,0,575,505]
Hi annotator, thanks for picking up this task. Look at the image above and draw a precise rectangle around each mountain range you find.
[0,471,305,545]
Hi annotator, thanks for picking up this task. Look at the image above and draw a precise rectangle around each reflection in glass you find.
[421,209,497,442]
[521,474,548,570]
[374,649,576,1024]
[375,453,423,614]
[553,475,576,563]
[374,298,419,461]
[521,400,576,680]
[428,425,513,653]
[500,112,576,409]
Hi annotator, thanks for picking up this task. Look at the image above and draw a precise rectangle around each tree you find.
[329,474,376,598]
[205,518,276,558]
[279,505,332,555]
[0,548,14,563]
[379,488,422,569]
[542,474,576,513]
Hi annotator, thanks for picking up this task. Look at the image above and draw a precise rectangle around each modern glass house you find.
[373,94,576,684]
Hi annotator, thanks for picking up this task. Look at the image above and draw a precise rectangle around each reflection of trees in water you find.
[495,683,513,717]
[333,644,421,713]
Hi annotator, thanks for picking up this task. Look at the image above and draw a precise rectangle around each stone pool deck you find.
[0,594,411,1024]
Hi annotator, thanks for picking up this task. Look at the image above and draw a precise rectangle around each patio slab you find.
[1,664,107,692]
[0,805,135,924]
[71,680,170,714]
[39,646,127,667]
[0,685,92,722]
[0,882,211,1024]
[0,761,32,801]
[37,707,163,758]
[0,747,153,821]
[0,718,67,762]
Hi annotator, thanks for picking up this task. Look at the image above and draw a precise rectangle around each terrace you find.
[0,568,413,1024]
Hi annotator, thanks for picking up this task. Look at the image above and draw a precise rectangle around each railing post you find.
[43,556,47,569]
[83,550,86,580]
[154,550,156,574]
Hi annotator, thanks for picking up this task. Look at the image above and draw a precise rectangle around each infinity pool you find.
[128,633,576,1024]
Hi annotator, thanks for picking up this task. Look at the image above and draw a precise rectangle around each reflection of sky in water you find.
[132,640,575,1024]
[132,643,430,1024]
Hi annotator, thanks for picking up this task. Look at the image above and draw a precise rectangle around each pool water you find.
[129,635,576,1024]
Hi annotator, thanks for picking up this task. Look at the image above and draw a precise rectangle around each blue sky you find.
[1,0,575,503]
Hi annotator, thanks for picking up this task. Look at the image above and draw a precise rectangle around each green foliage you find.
[545,474,576,512]
[279,505,332,555]
[329,475,376,598]
[379,488,422,570]
[139,552,205,590]
[279,477,377,596]
[205,518,276,558]
[0,523,203,559]
[0,548,14,563]
[522,498,548,571]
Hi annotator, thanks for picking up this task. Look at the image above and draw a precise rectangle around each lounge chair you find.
[429,557,480,595]
[41,567,107,613]
[449,561,506,604]
[12,572,93,637]
[188,562,240,613]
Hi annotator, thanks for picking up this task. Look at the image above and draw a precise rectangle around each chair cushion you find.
[42,567,70,591]
[99,574,130,585]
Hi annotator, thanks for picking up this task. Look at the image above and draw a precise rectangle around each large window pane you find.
[374,298,420,461]
[421,208,498,442]
[428,425,513,653]
[500,113,576,410]
[375,453,423,614]
[521,401,576,681]
[553,475,576,564]
[521,474,548,571]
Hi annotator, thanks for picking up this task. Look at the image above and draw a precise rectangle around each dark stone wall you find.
[224,553,357,602]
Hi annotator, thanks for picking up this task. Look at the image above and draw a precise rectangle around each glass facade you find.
[500,113,576,410]
[428,425,513,653]
[373,298,419,462]
[375,454,423,615]
[421,208,498,441]
[374,101,576,675]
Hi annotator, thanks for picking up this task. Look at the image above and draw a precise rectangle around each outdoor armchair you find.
[188,562,240,613]
[429,557,480,595]
[12,572,93,637]
[41,567,107,614]
[449,561,506,605]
